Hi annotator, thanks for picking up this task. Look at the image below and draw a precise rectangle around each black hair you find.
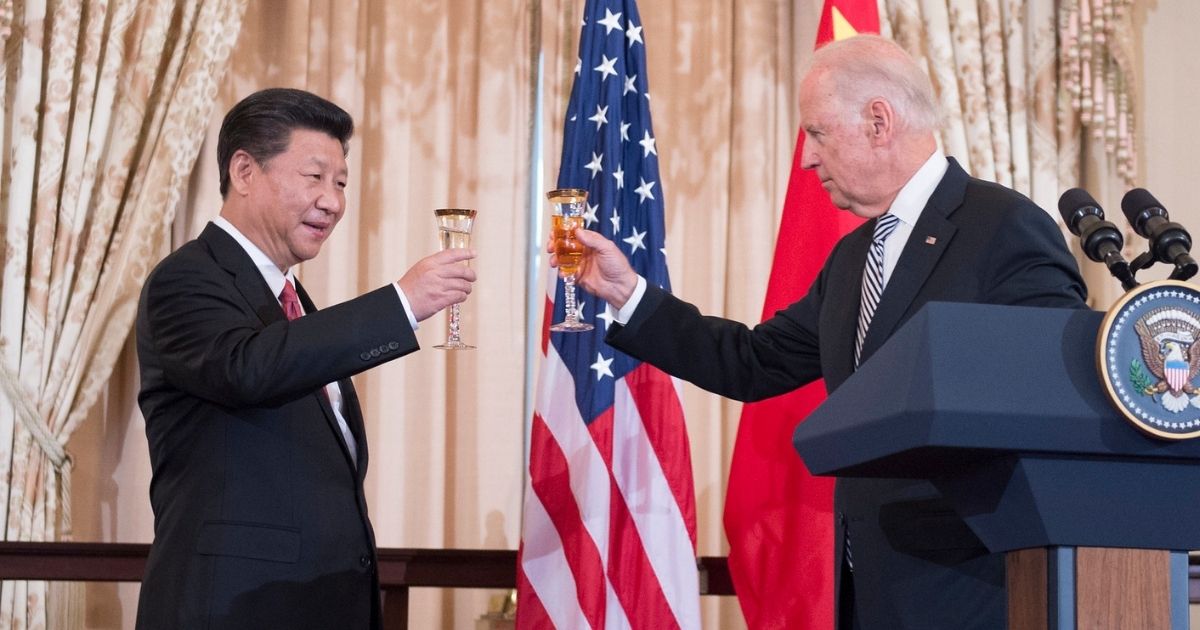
[216,88,354,197]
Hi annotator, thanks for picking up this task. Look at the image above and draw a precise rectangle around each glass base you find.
[433,341,475,350]
[549,320,594,333]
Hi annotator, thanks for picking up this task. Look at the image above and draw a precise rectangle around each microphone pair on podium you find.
[1058,187,1198,291]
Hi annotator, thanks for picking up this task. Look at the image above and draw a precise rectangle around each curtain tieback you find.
[0,340,75,539]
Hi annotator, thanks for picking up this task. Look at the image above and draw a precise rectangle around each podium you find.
[792,303,1200,629]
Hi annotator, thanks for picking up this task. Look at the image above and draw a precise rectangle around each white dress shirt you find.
[877,149,947,286]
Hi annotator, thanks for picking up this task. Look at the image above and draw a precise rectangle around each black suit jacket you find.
[134,224,417,630]
[607,158,1087,629]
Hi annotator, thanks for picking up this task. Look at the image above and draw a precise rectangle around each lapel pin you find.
[925,236,937,245]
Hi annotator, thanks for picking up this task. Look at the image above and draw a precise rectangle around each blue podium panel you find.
[935,455,1200,552]
[792,302,1200,552]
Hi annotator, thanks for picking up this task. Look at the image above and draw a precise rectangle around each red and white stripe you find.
[517,290,700,629]
[1167,364,1190,392]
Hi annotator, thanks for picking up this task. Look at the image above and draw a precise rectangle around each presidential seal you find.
[1099,279,1200,440]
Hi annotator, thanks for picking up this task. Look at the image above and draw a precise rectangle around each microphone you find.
[1058,188,1137,290]
[1120,188,1198,281]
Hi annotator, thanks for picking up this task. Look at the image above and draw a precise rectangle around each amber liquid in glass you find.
[552,215,584,276]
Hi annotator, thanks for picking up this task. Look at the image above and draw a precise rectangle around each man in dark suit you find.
[134,88,475,629]
[559,36,1087,628]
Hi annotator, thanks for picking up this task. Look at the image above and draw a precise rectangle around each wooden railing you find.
[9,543,1194,627]
[0,542,734,629]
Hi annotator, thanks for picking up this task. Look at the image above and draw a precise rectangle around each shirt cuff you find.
[614,275,647,325]
[393,282,419,330]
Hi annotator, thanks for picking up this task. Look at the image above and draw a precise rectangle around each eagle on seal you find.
[1134,308,1200,412]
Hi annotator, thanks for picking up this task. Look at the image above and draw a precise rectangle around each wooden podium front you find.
[1008,547,1177,629]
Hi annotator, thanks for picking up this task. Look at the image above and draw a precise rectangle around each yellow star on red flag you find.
[831,7,859,41]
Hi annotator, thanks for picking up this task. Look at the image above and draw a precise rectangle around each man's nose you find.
[799,141,818,170]
[316,183,344,214]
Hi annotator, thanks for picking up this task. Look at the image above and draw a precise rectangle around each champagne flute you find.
[434,208,477,349]
[547,189,594,332]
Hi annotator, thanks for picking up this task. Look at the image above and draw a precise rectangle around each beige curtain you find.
[0,0,247,627]
[878,0,1139,308]
[878,0,1078,214]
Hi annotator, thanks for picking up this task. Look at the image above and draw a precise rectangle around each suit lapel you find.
[201,224,363,477]
[200,224,287,327]
[859,159,968,363]
[294,278,366,476]
[828,226,873,377]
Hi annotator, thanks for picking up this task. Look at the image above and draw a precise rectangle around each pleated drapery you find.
[0,0,247,626]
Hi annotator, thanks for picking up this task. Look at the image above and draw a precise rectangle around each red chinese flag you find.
[722,2,879,628]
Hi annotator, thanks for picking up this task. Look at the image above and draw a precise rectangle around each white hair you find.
[805,34,941,133]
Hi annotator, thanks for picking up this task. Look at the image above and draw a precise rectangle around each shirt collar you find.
[887,149,948,227]
[212,216,295,301]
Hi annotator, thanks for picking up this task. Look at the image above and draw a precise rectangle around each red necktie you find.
[280,279,303,321]
[280,281,320,389]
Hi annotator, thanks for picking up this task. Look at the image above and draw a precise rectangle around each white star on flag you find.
[623,227,647,254]
[590,353,614,380]
[626,23,643,46]
[610,210,621,233]
[624,74,638,95]
[588,104,608,130]
[620,122,631,142]
[584,152,603,178]
[597,303,616,329]
[634,177,656,203]
[639,130,657,157]
[612,165,625,189]
[583,202,599,227]
[594,55,618,81]
[598,8,623,35]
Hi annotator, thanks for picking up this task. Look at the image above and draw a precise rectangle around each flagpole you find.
[522,26,546,484]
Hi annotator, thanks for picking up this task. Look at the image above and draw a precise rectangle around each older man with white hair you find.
[557,34,1088,628]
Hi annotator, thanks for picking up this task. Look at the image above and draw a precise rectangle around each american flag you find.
[516,0,701,628]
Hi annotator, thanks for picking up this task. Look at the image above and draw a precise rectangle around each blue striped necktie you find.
[854,213,900,367]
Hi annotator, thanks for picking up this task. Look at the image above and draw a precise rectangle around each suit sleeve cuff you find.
[614,275,647,325]
[393,282,419,330]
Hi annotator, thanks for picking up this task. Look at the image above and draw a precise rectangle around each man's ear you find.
[866,98,895,146]
[228,149,258,196]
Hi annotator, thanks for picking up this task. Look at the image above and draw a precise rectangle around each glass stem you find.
[447,303,462,343]
[563,276,578,323]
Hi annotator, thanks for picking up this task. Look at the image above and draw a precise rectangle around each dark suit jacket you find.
[134,224,417,630]
[607,158,1087,629]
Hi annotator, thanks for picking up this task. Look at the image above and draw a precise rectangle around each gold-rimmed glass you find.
[547,188,593,332]
[434,208,476,349]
